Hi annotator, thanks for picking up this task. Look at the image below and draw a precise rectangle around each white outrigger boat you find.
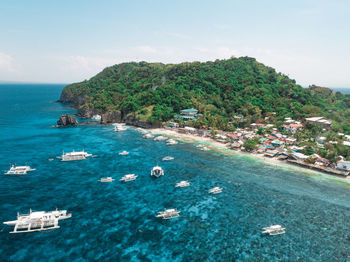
[119,150,129,156]
[201,146,209,151]
[175,181,190,188]
[156,209,180,219]
[166,139,178,145]
[162,156,174,161]
[99,177,115,182]
[59,150,92,161]
[114,125,127,132]
[3,208,71,233]
[120,174,138,182]
[4,165,36,175]
[262,225,286,236]
[208,186,223,194]
[151,166,164,177]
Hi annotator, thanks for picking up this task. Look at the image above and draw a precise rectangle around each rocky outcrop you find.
[100,110,122,124]
[57,114,78,126]
[78,105,98,118]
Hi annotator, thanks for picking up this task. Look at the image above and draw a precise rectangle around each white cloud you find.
[0,52,15,72]
[134,45,157,53]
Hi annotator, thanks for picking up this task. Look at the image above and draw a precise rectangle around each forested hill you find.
[60,57,350,131]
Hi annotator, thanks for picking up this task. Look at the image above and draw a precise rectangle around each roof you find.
[180,108,198,113]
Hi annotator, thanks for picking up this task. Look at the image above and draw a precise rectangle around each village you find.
[166,108,350,178]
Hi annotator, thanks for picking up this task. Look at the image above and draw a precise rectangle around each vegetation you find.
[61,57,350,133]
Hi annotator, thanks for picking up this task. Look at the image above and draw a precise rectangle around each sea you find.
[1,83,350,261]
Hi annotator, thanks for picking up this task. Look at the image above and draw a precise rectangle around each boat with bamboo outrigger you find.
[156,209,180,219]
[3,208,71,233]
[151,165,164,178]
[4,164,36,175]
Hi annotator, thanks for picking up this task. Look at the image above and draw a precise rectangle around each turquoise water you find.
[1,84,350,261]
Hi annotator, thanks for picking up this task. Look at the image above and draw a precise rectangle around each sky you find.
[0,0,349,87]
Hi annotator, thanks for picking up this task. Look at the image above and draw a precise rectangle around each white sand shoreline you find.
[145,128,350,186]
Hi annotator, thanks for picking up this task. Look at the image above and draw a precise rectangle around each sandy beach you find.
[147,128,350,185]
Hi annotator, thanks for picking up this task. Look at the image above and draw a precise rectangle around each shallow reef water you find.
[1,84,350,261]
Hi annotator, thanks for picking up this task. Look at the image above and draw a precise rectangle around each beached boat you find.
[151,166,164,177]
[60,150,92,161]
[3,208,71,233]
[143,133,154,139]
[175,180,190,188]
[114,125,127,132]
[208,186,223,194]
[120,174,138,182]
[119,150,129,155]
[166,139,178,145]
[154,136,167,141]
[162,156,174,161]
[5,165,36,175]
[201,146,209,151]
[156,209,180,219]
[99,177,115,182]
[262,225,286,236]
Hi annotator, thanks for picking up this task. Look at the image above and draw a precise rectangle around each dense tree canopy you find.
[60,57,350,133]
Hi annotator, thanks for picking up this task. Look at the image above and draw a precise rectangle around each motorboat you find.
[151,166,164,177]
[3,208,71,233]
[5,165,36,175]
[114,125,127,132]
[262,225,286,236]
[175,181,190,188]
[99,177,115,182]
[156,209,180,219]
[166,139,178,145]
[120,174,138,182]
[60,150,92,161]
[154,136,167,141]
[208,186,223,194]
[143,133,154,139]
[162,156,174,161]
[119,151,129,155]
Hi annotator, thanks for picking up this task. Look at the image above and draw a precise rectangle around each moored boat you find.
[156,209,180,219]
[60,150,92,161]
[3,208,71,233]
[208,186,223,194]
[166,139,178,145]
[151,166,164,177]
[162,156,174,161]
[119,150,129,155]
[5,165,36,175]
[175,181,190,188]
[120,174,138,182]
[99,177,115,182]
[114,125,127,132]
[262,225,286,235]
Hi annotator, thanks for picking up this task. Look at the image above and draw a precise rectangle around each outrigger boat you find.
[262,225,286,236]
[119,150,129,155]
[3,208,71,233]
[99,177,115,182]
[151,166,164,177]
[120,174,138,182]
[59,150,92,161]
[156,209,180,219]
[5,165,36,175]
[175,181,190,188]
[162,156,174,161]
[208,186,223,194]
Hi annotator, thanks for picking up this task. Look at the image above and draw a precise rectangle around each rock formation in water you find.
[57,114,78,126]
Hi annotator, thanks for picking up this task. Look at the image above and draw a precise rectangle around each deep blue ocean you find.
[1,84,350,261]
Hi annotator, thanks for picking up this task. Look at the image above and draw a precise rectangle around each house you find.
[343,141,350,147]
[336,161,350,171]
[168,122,179,128]
[283,123,303,134]
[175,108,200,121]
[305,117,332,130]
[285,137,297,145]
[316,136,327,144]
[290,152,308,160]
[264,150,279,158]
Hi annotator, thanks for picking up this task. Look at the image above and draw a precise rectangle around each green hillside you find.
[60,57,350,132]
